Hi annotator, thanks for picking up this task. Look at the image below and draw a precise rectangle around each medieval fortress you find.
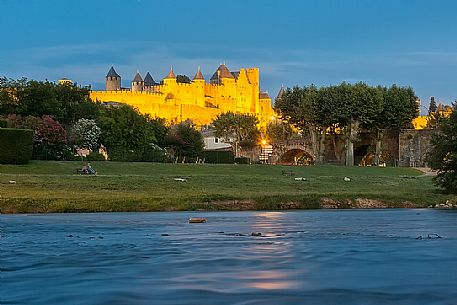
[89,65,275,126]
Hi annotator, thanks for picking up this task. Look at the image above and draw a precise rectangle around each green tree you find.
[370,85,418,165]
[176,75,192,84]
[266,120,295,143]
[274,85,338,164]
[54,83,101,126]
[212,112,260,157]
[97,105,157,158]
[2,78,100,126]
[428,97,437,115]
[69,118,101,151]
[148,117,169,148]
[428,103,457,193]
[334,82,383,166]
[164,121,204,160]
[33,115,69,160]
[16,80,63,120]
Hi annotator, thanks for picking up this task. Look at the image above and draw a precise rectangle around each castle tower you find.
[246,68,260,113]
[144,72,155,92]
[106,66,121,91]
[131,72,143,92]
[234,68,251,112]
[163,67,176,85]
[193,66,204,82]
[192,67,205,107]
[210,64,234,85]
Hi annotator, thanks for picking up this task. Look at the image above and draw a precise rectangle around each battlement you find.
[92,90,163,97]
[94,64,274,127]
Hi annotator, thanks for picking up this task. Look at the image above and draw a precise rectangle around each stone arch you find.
[278,148,314,165]
[272,145,316,165]
[354,144,372,166]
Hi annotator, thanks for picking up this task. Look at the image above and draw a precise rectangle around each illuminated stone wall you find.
[90,66,275,127]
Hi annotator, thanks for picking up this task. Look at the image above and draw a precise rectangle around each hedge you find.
[201,150,234,164]
[0,128,34,164]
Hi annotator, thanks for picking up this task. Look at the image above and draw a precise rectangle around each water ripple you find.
[1,210,457,305]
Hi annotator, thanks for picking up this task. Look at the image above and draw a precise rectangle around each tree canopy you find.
[176,75,192,84]
[428,103,457,193]
[97,105,157,155]
[0,78,100,126]
[275,83,418,165]
[164,121,204,160]
[212,112,260,157]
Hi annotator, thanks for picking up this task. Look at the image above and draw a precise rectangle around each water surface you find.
[1,210,457,305]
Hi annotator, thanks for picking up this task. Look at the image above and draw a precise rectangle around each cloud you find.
[1,41,456,103]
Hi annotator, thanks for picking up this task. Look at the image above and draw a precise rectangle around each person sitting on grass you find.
[86,162,97,175]
[81,163,97,175]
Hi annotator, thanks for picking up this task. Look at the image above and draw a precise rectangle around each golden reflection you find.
[244,271,299,290]
[243,212,299,290]
[255,212,285,219]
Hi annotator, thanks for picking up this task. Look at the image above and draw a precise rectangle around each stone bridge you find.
[269,139,315,165]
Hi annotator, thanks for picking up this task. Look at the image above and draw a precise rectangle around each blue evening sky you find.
[1,0,457,113]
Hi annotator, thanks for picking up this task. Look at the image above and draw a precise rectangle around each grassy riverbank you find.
[0,161,454,213]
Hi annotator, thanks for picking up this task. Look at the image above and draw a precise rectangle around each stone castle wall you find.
[91,66,274,127]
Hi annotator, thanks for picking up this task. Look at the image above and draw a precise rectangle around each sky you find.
[1,0,457,114]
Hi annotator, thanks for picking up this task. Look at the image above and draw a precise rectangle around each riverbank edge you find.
[1,197,455,214]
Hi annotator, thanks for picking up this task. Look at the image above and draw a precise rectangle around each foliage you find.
[0,128,33,164]
[201,150,234,164]
[368,85,417,165]
[141,143,172,163]
[428,97,437,115]
[176,75,192,84]
[86,152,106,161]
[275,83,418,166]
[379,85,418,130]
[0,78,100,126]
[148,117,169,148]
[0,77,27,115]
[266,120,295,143]
[212,112,260,156]
[33,115,69,160]
[164,121,204,159]
[69,118,101,150]
[97,105,157,158]
[428,103,457,193]
[234,157,251,164]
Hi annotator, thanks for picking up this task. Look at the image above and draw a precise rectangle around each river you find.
[1,210,456,305]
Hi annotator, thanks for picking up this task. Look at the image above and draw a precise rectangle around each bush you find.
[86,152,106,161]
[142,145,172,162]
[0,119,7,128]
[235,157,251,164]
[201,150,234,164]
[0,128,33,164]
[108,147,142,162]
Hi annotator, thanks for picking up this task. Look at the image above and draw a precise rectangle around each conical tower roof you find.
[164,67,176,79]
[106,66,120,78]
[210,64,234,81]
[144,72,155,85]
[132,72,143,82]
[193,67,204,80]
[276,85,285,100]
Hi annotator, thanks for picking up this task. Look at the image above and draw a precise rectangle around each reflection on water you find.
[1,210,457,305]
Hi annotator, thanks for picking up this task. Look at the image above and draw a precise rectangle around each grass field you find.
[0,161,454,213]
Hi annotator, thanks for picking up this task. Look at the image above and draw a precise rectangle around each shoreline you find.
[1,197,455,214]
[1,161,456,214]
